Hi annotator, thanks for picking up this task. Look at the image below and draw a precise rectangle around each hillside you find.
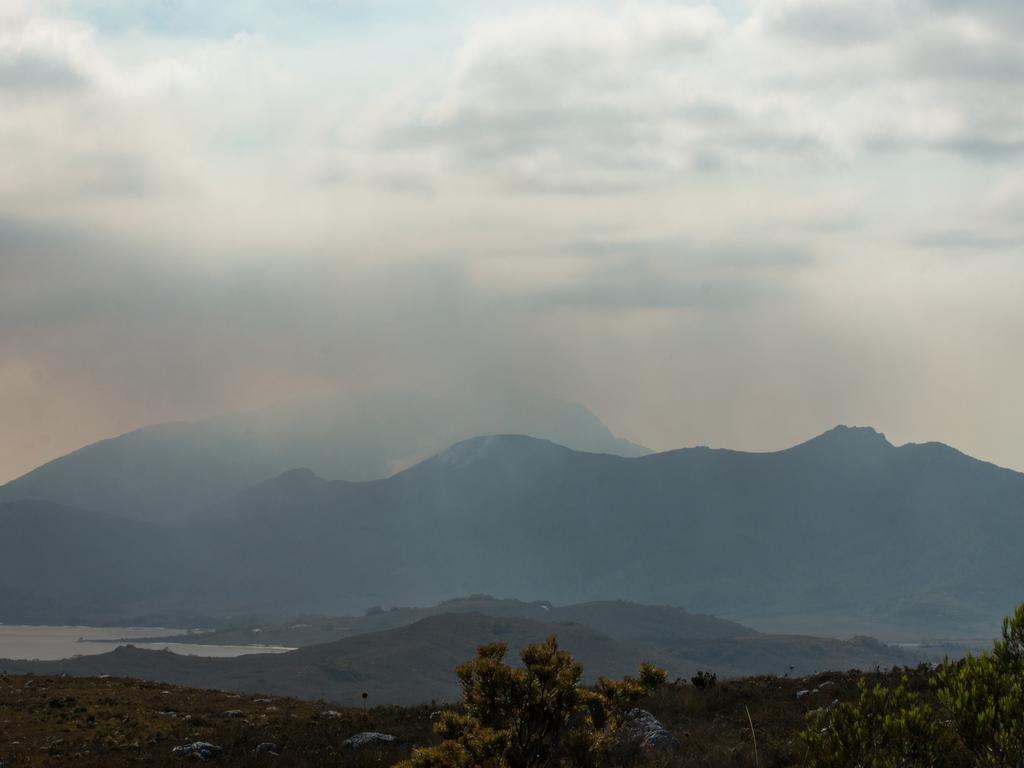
[2,614,657,705]
[0,612,913,706]
[0,390,647,524]
[2,426,1022,636]
[154,596,757,649]
[0,500,190,625]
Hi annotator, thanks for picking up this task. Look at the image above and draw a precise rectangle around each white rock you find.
[620,708,678,750]
[343,732,396,749]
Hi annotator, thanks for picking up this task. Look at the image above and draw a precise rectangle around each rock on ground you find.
[172,741,223,759]
[343,732,397,749]
[620,708,678,750]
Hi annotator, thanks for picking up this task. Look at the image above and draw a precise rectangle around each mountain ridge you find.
[0,391,649,524]
[2,425,1021,638]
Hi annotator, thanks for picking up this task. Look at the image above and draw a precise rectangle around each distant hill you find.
[0,390,648,524]
[1,614,650,705]
[1,611,913,705]
[354,596,762,646]
[147,595,758,649]
[2,426,1022,636]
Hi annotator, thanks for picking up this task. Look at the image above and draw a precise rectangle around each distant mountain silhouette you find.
[212,427,1024,629]
[2,426,1021,635]
[0,500,199,625]
[141,595,758,649]
[0,390,648,523]
[1,611,913,705]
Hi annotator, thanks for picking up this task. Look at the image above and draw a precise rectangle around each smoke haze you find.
[2,0,1023,481]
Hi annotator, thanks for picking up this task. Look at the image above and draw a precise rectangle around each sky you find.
[1,0,1023,483]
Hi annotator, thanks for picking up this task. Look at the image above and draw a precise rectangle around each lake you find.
[0,624,294,661]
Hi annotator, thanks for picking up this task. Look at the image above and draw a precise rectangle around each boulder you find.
[343,732,396,749]
[172,741,222,760]
[620,708,678,750]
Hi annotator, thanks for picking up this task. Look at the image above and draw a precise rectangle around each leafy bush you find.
[802,677,949,768]
[803,602,1024,768]
[397,635,666,768]
[937,604,1024,767]
[690,671,717,691]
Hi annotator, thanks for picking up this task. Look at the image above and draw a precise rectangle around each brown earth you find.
[0,665,937,767]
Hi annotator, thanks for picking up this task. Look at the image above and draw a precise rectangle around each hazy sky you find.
[2,0,1023,482]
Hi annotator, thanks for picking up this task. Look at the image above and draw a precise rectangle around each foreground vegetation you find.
[3,604,1023,766]
[0,665,914,767]
[398,603,1024,767]
[804,603,1024,767]
[398,637,668,768]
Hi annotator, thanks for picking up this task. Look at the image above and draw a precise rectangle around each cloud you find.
[2,0,1024,483]
[0,51,86,91]
[925,0,1024,28]
[757,0,903,45]
[384,4,850,193]
[905,16,1024,82]
[937,137,1024,161]
[913,230,1023,252]
[51,0,446,40]
[377,0,1024,197]
[519,236,809,310]
[5,0,1023,217]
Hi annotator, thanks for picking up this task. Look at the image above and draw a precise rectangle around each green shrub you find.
[802,677,949,768]
[690,671,717,690]
[397,635,666,768]
[937,604,1024,767]
[804,602,1024,768]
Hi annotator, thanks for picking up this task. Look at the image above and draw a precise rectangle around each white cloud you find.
[755,0,905,45]
[2,0,1024,479]
[4,1,1023,227]
[373,0,1024,197]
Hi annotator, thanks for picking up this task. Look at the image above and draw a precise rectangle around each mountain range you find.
[0,390,648,524]
[2,423,1022,637]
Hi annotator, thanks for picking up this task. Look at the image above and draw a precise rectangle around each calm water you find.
[0,625,294,661]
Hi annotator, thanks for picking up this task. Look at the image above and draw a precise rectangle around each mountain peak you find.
[434,434,567,470]
[789,425,892,454]
[832,423,886,437]
[816,424,889,444]
[257,467,327,493]
[0,390,648,524]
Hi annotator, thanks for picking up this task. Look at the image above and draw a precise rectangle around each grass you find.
[0,666,936,766]
[0,673,435,767]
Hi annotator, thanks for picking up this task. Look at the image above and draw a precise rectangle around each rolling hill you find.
[0,611,913,705]
[136,596,758,650]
